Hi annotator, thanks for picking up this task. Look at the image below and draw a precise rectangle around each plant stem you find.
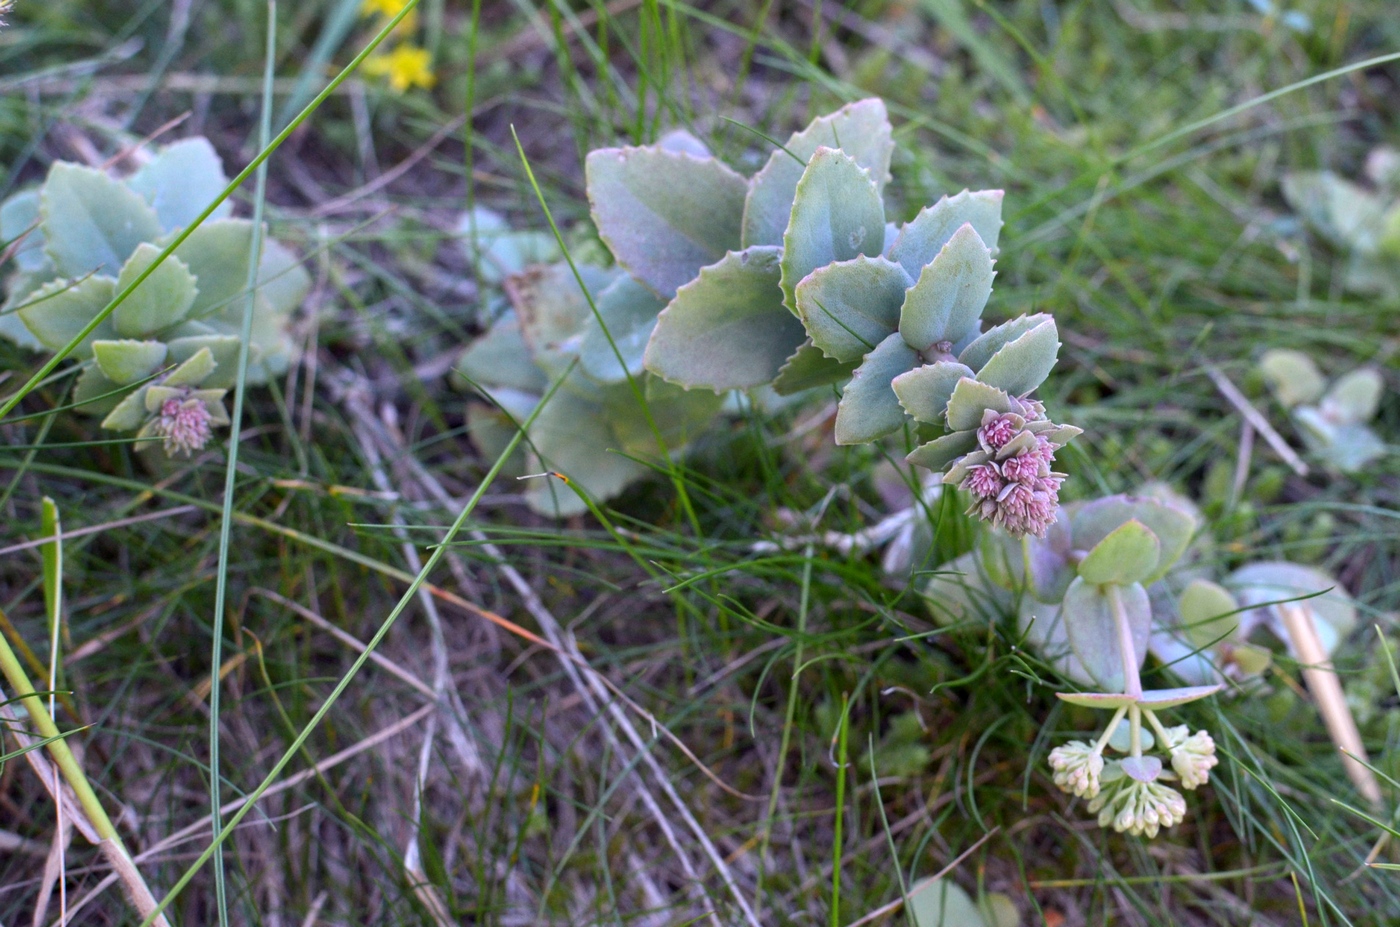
[1106,584,1143,699]
[1128,704,1143,758]
[830,691,850,927]
[0,611,169,925]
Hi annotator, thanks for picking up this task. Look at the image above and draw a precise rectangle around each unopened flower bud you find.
[1049,741,1104,798]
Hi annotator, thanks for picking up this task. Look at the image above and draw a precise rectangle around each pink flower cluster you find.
[153,396,214,457]
[957,409,1065,538]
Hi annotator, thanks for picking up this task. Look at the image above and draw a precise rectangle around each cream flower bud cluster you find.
[1048,707,1219,839]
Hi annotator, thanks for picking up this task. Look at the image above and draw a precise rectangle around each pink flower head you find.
[960,463,1004,499]
[977,411,1021,451]
[153,397,213,457]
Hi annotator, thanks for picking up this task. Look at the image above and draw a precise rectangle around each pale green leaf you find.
[834,331,918,445]
[891,361,973,424]
[905,429,978,472]
[101,386,152,431]
[1071,494,1198,584]
[454,313,547,394]
[742,98,893,248]
[92,339,167,386]
[943,377,1013,431]
[889,189,1004,279]
[40,163,161,277]
[577,275,665,384]
[70,365,126,416]
[643,246,804,391]
[112,242,198,337]
[586,145,746,297]
[162,346,216,387]
[897,224,994,355]
[166,335,243,388]
[125,137,233,233]
[1178,579,1241,651]
[907,877,987,927]
[972,317,1059,396]
[1258,348,1325,409]
[1077,519,1161,587]
[1,190,50,274]
[1062,577,1150,692]
[18,275,119,356]
[769,340,858,395]
[794,255,910,362]
[779,147,886,313]
[524,389,651,517]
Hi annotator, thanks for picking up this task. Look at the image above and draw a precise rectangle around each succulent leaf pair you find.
[1258,349,1387,473]
[1282,149,1400,298]
[0,138,310,454]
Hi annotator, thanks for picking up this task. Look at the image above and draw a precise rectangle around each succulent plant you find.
[1258,349,1387,473]
[1281,148,1400,298]
[585,99,1078,537]
[0,138,309,455]
[452,237,721,517]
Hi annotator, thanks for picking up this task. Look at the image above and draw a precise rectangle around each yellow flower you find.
[361,0,419,34]
[361,0,410,15]
[362,44,436,93]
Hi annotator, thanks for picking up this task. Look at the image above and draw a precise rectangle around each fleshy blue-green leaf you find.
[71,365,126,416]
[112,243,198,337]
[457,207,557,286]
[1324,367,1383,424]
[889,189,1004,279]
[1062,577,1150,692]
[1,190,50,274]
[510,262,620,380]
[166,335,243,389]
[779,147,886,313]
[656,129,711,158]
[1055,691,1138,709]
[742,98,893,248]
[1226,561,1357,656]
[971,317,1059,396]
[1178,579,1241,651]
[956,313,1049,372]
[586,145,747,297]
[101,386,152,432]
[907,877,987,927]
[770,340,858,395]
[644,246,803,391]
[92,339,167,386]
[1258,348,1325,409]
[162,346,216,387]
[453,313,547,394]
[524,389,651,517]
[40,163,161,278]
[1077,519,1161,587]
[577,275,666,384]
[125,137,233,233]
[905,429,978,472]
[943,377,1014,431]
[18,275,119,356]
[0,272,56,350]
[611,377,724,455]
[834,331,918,444]
[897,224,994,355]
[1071,495,1197,584]
[891,361,973,424]
[167,218,307,322]
[1136,685,1223,708]
[794,255,910,362]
